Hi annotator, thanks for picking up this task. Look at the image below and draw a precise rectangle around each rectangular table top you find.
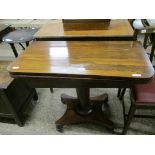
[8,41,154,83]
[34,19,134,40]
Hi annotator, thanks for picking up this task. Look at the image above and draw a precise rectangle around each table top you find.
[34,19,134,40]
[0,61,13,89]
[8,41,154,82]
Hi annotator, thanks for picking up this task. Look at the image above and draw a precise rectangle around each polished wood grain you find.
[34,20,134,40]
[0,61,13,89]
[8,41,154,82]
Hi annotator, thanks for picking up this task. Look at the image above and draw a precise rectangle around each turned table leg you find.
[76,88,93,115]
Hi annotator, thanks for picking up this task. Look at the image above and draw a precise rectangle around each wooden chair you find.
[129,19,151,48]
[131,19,150,47]
[0,61,38,126]
[120,75,155,134]
[117,20,155,100]
[133,19,155,62]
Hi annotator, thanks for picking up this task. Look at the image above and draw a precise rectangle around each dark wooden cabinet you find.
[0,61,38,126]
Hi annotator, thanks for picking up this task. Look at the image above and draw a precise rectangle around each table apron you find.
[13,76,150,88]
[35,36,134,41]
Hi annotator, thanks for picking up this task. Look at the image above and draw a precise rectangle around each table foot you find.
[56,124,64,132]
[55,93,114,132]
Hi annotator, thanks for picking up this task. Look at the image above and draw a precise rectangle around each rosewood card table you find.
[7,41,154,132]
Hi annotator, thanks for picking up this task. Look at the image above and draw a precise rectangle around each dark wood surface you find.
[34,19,134,41]
[62,19,111,23]
[0,80,37,126]
[0,61,38,126]
[62,19,111,31]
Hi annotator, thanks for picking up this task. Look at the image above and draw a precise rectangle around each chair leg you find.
[19,43,25,50]
[9,43,18,57]
[26,41,29,47]
[117,88,122,97]
[33,89,38,101]
[121,97,126,125]
[50,88,54,93]
[122,104,136,135]
[150,42,155,62]
[119,88,126,100]
[143,34,149,49]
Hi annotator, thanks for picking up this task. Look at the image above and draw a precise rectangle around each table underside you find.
[10,75,152,132]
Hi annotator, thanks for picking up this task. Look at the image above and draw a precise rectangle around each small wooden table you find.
[7,41,154,132]
[34,19,134,41]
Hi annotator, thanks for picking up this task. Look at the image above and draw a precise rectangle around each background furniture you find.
[130,19,149,47]
[62,19,111,30]
[3,28,38,57]
[7,41,154,132]
[34,19,134,41]
[0,24,11,42]
[130,19,155,62]
[121,74,155,134]
[0,61,38,126]
[145,19,155,62]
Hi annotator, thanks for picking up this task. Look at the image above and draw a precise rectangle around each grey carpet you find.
[0,87,155,135]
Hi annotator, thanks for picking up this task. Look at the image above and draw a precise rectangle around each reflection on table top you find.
[34,19,134,40]
[8,41,154,81]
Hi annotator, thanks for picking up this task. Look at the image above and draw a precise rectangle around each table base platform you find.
[55,93,114,132]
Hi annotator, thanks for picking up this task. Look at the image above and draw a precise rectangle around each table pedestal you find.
[55,88,114,132]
